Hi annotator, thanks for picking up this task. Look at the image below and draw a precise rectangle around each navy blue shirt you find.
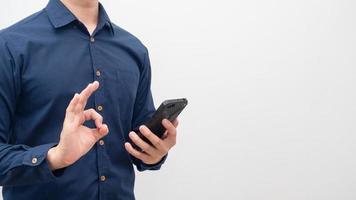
[0,0,166,199]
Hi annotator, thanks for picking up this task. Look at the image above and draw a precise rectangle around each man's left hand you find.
[124,119,179,165]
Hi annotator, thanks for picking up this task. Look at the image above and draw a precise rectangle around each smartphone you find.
[133,98,188,148]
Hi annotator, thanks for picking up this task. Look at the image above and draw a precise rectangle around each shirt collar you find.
[97,3,115,35]
[45,0,114,35]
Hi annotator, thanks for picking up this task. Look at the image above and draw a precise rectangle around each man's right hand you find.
[47,81,109,170]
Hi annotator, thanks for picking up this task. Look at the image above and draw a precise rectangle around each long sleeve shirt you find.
[0,0,166,199]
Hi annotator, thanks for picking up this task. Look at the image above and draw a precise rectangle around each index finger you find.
[78,81,99,111]
[139,125,163,149]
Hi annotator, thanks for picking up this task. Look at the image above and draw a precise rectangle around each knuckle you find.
[153,139,162,147]
[131,136,138,143]
[132,137,141,144]
[161,145,169,153]
[127,146,134,153]
[129,148,136,154]
[142,141,148,148]
[143,146,150,153]
[136,152,143,159]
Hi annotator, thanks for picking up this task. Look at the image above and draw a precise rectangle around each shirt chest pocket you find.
[103,67,140,120]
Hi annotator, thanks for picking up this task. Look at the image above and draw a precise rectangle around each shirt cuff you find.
[22,143,60,181]
[136,154,168,171]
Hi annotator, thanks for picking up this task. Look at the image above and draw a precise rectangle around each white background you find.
[1,0,356,199]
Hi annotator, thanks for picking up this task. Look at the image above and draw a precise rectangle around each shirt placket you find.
[88,34,108,199]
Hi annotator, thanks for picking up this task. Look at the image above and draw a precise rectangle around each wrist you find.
[47,146,66,171]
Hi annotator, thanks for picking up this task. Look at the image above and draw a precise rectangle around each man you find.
[0,0,178,199]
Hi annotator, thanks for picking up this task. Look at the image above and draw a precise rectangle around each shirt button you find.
[100,175,106,182]
[99,140,105,146]
[96,69,101,77]
[90,37,95,42]
[31,157,38,164]
[97,105,103,111]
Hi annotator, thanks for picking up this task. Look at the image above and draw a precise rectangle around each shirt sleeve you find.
[130,48,167,171]
[0,35,58,186]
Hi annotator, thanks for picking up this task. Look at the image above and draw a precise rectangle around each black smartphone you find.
[134,98,188,148]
